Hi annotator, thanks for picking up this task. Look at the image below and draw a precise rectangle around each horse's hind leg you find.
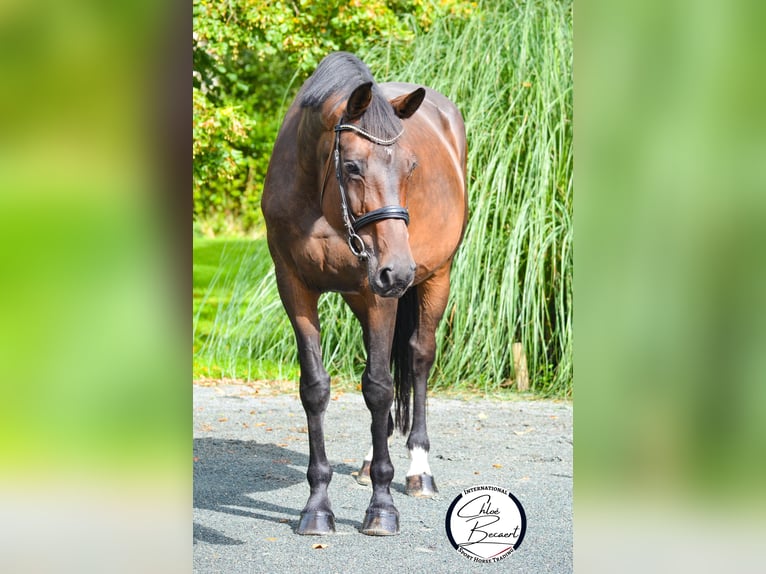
[274,268,335,535]
[405,264,453,497]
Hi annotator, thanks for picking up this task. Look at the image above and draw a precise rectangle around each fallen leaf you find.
[200,423,213,432]
[250,410,256,415]
[255,422,266,427]
[265,537,278,542]
[265,427,273,432]
[242,423,249,429]
[277,443,289,447]
[278,518,289,524]
[513,428,534,436]
[218,417,228,422]
[492,464,503,469]
[474,471,480,475]
[343,458,357,463]
[193,456,199,463]
[312,543,328,549]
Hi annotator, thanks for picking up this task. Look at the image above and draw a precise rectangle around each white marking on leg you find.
[363,434,392,462]
[406,446,432,477]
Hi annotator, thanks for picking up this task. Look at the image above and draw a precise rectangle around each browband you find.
[334,123,404,146]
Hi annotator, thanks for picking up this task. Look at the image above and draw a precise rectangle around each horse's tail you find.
[392,286,418,435]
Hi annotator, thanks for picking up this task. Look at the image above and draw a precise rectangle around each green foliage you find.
[194,0,573,397]
[192,89,257,230]
[193,0,475,234]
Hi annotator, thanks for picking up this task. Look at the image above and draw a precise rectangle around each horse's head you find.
[331,82,426,298]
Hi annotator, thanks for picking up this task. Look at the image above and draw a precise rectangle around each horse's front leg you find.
[359,297,400,536]
[274,269,335,535]
[297,348,335,536]
[355,413,393,486]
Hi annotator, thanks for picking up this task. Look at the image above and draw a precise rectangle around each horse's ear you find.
[390,87,426,119]
[346,81,373,120]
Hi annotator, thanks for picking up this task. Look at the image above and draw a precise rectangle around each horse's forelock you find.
[354,91,403,143]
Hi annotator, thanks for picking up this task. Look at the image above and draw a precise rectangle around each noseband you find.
[332,123,410,260]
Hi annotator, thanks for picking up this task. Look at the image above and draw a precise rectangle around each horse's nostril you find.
[378,266,394,289]
[374,263,415,297]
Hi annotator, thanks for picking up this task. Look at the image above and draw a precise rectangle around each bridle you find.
[330,122,410,260]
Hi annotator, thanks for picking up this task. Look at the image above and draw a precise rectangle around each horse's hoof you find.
[296,511,335,535]
[360,509,399,536]
[355,460,372,486]
[405,473,438,497]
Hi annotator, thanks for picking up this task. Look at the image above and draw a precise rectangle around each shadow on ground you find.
[193,438,357,544]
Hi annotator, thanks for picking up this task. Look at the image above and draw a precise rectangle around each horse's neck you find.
[297,109,331,179]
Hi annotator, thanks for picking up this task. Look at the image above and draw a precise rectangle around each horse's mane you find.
[299,52,403,142]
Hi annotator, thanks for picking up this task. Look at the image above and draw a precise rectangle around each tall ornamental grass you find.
[195,0,572,396]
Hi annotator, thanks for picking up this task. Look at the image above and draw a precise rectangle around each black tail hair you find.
[392,286,418,435]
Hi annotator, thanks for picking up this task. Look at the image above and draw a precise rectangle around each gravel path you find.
[193,382,572,573]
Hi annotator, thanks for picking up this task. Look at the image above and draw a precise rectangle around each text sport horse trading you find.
[262,52,467,536]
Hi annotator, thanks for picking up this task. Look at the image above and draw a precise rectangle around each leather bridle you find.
[330,122,410,260]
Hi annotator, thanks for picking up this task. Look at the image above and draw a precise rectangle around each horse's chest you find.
[292,229,365,293]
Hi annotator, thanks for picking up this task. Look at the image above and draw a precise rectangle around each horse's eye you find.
[344,161,361,176]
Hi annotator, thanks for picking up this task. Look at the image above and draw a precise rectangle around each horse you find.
[261,52,467,536]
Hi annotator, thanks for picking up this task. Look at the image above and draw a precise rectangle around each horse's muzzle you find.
[371,262,415,298]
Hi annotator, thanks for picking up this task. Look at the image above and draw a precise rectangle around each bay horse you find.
[261,52,467,536]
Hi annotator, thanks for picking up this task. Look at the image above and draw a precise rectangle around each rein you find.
[331,123,410,260]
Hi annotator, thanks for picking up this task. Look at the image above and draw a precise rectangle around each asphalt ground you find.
[193,381,572,573]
